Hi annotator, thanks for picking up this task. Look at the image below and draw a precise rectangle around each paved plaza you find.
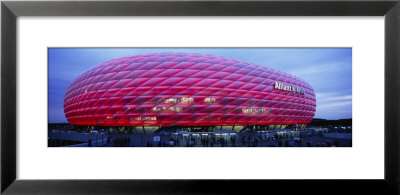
[49,128,352,147]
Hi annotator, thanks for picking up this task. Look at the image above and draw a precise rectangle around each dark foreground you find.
[49,130,352,147]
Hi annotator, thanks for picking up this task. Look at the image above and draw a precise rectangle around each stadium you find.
[63,52,316,134]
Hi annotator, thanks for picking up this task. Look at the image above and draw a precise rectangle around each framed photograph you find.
[2,0,400,194]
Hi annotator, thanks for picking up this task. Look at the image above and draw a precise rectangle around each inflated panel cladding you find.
[64,52,316,126]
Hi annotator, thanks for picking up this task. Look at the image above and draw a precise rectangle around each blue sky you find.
[48,48,352,123]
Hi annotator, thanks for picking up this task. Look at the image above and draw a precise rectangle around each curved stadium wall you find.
[64,52,316,129]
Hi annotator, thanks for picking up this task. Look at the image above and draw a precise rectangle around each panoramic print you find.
[48,48,352,147]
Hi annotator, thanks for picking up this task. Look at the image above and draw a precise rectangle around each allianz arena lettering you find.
[274,82,305,94]
[63,52,316,127]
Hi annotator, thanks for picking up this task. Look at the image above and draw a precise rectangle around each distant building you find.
[64,52,316,132]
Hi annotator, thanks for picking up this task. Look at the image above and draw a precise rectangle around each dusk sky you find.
[49,48,352,123]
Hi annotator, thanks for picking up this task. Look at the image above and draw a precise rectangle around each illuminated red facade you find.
[64,52,316,127]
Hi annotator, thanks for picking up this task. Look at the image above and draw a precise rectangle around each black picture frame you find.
[2,0,400,194]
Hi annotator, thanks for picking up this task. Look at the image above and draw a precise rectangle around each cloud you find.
[315,93,352,117]
[316,94,352,102]
[288,63,343,77]
[318,100,352,108]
